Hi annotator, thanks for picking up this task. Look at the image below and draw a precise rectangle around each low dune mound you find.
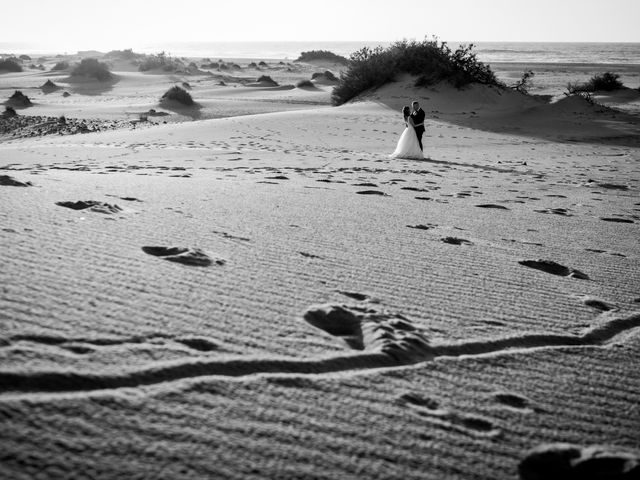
[0,59,22,73]
[5,91,32,108]
[70,58,112,81]
[160,86,195,107]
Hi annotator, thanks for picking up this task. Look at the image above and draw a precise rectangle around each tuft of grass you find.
[0,59,23,72]
[258,61,268,67]
[510,70,535,94]
[567,72,624,93]
[296,79,315,88]
[161,85,194,106]
[331,39,502,105]
[296,50,349,65]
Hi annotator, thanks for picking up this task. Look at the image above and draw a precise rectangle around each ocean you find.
[1,41,639,65]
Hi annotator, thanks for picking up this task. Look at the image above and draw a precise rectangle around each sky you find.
[1,0,639,50]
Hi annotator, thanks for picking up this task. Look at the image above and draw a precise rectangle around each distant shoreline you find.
[1,41,639,64]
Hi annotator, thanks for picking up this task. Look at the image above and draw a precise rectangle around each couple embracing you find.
[390,101,425,160]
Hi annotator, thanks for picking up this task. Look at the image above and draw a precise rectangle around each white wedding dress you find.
[390,121,424,160]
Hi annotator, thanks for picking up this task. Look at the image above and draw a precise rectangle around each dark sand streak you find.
[1,313,638,398]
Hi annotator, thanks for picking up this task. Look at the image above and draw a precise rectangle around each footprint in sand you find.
[142,246,223,267]
[398,392,499,437]
[582,297,615,312]
[299,251,322,259]
[336,291,370,301]
[356,190,388,196]
[302,304,431,361]
[492,391,532,410]
[176,337,219,352]
[56,200,122,214]
[596,183,629,191]
[535,208,572,216]
[519,443,640,480]
[441,237,472,245]
[519,259,589,280]
[475,204,510,210]
[0,175,33,187]
[600,217,634,223]
[407,224,436,231]
[353,182,378,187]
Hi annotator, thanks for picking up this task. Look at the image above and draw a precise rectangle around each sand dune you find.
[1,58,639,479]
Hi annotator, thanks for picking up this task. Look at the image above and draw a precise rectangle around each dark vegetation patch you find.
[5,91,32,108]
[161,86,194,106]
[567,72,625,93]
[0,59,22,72]
[296,50,349,65]
[331,39,502,105]
[71,58,112,81]
[51,61,70,71]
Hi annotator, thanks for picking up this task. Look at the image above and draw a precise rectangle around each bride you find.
[389,106,424,159]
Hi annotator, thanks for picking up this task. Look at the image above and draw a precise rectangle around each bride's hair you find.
[402,106,410,119]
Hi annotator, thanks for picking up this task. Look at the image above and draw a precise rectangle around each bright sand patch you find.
[1,60,640,479]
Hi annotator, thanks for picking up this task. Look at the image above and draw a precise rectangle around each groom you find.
[411,101,425,151]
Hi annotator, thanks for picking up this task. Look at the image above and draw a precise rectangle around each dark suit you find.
[411,108,426,151]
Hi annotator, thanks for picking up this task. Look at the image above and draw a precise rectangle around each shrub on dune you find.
[71,58,112,81]
[567,72,624,93]
[3,106,17,117]
[331,39,502,105]
[257,75,278,86]
[296,79,315,88]
[105,48,140,60]
[6,90,32,107]
[311,70,338,82]
[51,61,69,71]
[0,59,23,72]
[138,53,183,72]
[161,85,194,106]
[19,54,31,61]
[296,50,349,65]
[41,79,60,92]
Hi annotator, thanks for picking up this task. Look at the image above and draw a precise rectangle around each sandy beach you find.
[1,50,640,479]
